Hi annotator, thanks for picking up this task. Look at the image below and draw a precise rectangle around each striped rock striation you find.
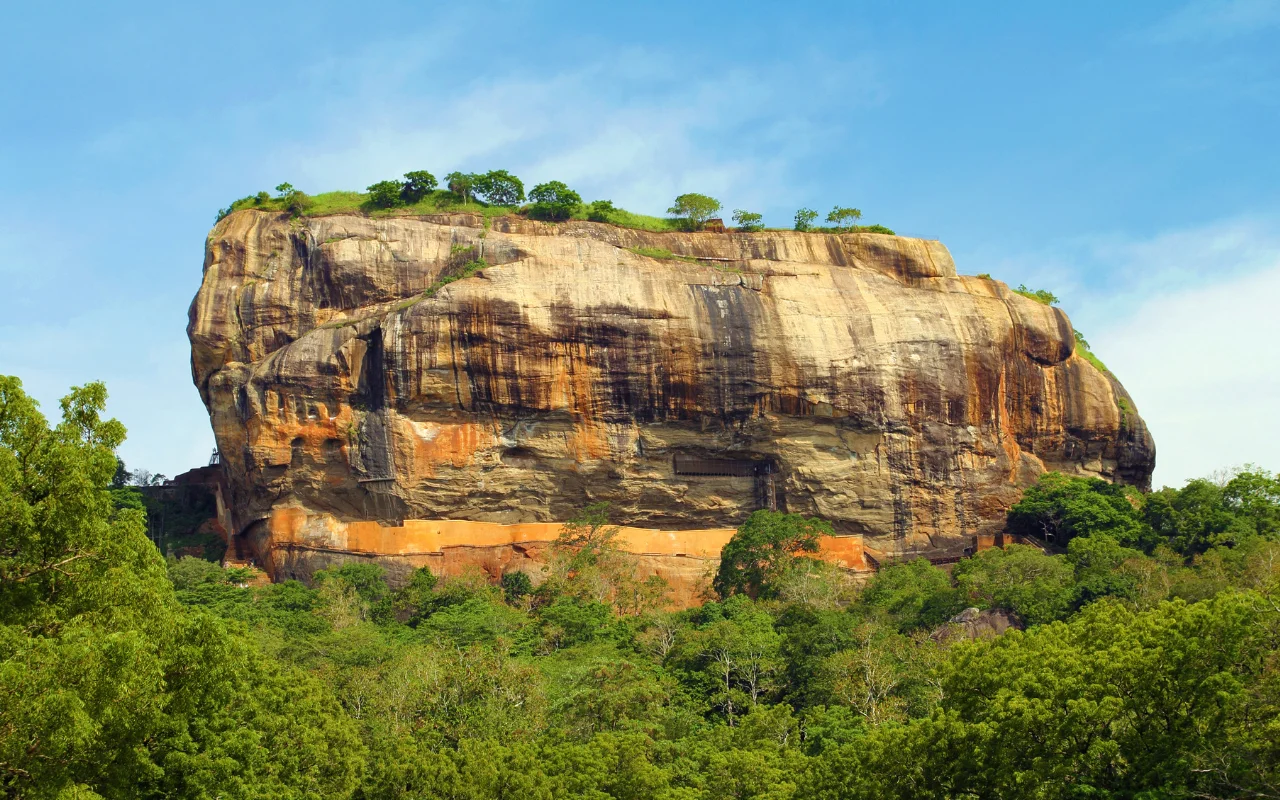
[188,210,1154,595]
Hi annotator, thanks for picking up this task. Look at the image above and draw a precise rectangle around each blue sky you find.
[2,0,1277,487]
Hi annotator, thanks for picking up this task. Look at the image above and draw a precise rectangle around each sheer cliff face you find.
[189,210,1154,581]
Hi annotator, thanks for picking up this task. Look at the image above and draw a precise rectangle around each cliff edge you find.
[189,210,1154,593]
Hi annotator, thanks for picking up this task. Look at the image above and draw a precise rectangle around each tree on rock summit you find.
[668,193,722,231]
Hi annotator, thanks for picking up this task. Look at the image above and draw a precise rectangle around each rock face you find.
[189,210,1154,593]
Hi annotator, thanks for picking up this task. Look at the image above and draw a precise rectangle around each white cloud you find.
[1090,236,1280,489]
[961,214,1280,489]
[1143,0,1280,43]
[273,47,881,221]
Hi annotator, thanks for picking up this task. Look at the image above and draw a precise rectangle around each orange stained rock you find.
[404,419,496,476]
[264,508,864,570]
[566,418,612,462]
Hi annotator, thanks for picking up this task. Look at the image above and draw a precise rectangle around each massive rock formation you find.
[189,209,1154,595]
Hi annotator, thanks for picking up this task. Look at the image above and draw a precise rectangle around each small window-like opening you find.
[673,455,761,477]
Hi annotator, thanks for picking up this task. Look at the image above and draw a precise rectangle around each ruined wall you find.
[189,210,1154,589]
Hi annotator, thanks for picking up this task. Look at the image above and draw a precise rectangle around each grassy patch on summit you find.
[223,189,681,231]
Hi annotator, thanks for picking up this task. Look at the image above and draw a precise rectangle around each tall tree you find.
[714,511,831,600]
[0,377,363,798]
[400,170,438,203]
[446,171,478,205]
[826,206,862,232]
[667,193,722,231]
[731,209,764,232]
[527,181,582,221]
[474,169,525,207]
[793,208,819,231]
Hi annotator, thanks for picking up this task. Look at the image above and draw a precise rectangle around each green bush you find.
[166,554,227,590]
[794,207,818,231]
[1007,472,1150,550]
[366,179,406,209]
[861,558,966,631]
[1014,284,1059,305]
[501,570,533,602]
[587,199,615,222]
[856,223,896,235]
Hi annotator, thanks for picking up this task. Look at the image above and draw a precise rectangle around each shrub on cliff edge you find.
[367,179,406,209]
[528,181,582,221]
[667,193,722,231]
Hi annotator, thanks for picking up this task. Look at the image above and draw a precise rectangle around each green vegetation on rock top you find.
[215,172,895,235]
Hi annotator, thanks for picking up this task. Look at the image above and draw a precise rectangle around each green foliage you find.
[220,184,663,231]
[0,376,362,798]
[732,209,764,231]
[216,180,893,243]
[825,206,862,232]
[445,171,478,204]
[861,558,966,631]
[1011,468,1280,561]
[1014,283,1060,305]
[714,511,833,600]
[587,199,615,222]
[1073,328,1111,373]
[366,179,406,209]
[423,256,488,298]
[1144,468,1280,555]
[1007,471,1150,550]
[474,169,525,207]
[502,570,533,602]
[544,503,671,617]
[667,193,722,231]
[165,554,227,590]
[400,169,438,203]
[264,181,313,216]
[626,245,699,263]
[804,591,1280,799]
[528,180,582,221]
[952,544,1077,625]
[855,223,896,235]
[793,207,818,231]
[9,373,1280,800]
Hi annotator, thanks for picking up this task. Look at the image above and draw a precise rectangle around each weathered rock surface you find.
[189,210,1154,590]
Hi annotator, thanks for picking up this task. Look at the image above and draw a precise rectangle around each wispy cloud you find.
[1142,0,1280,43]
[960,212,1280,487]
[271,44,883,220]
[966,213,1280,328]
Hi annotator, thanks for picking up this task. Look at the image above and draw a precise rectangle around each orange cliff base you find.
[242,507,870,608]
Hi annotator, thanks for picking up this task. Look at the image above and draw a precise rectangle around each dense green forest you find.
[3,378,1278,799]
